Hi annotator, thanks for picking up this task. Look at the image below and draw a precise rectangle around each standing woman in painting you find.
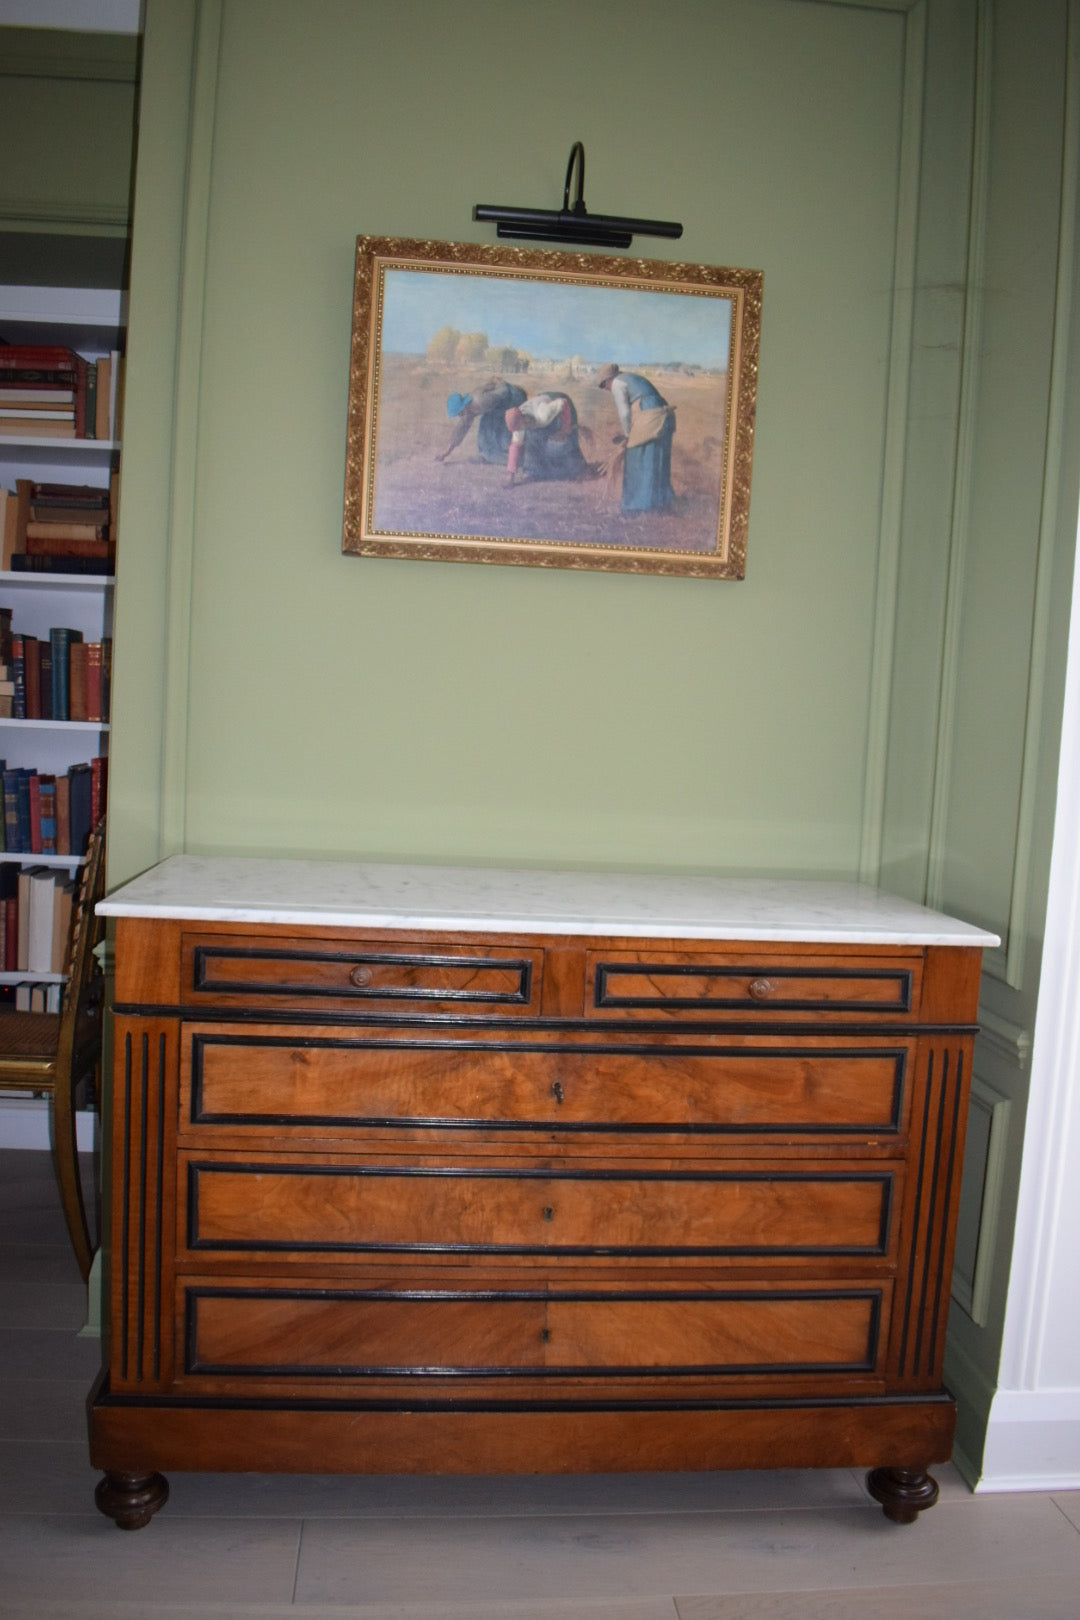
[597,363,676,512]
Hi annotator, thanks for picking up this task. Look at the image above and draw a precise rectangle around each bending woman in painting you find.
[437,378,527,464]
[503,391,593,487]
[597,363,676,512]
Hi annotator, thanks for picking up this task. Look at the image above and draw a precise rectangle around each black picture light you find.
[473,142,683,251]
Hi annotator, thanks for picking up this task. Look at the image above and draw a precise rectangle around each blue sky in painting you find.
[379,268,732,370]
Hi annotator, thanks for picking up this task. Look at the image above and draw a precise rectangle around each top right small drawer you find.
[585,950,923,1021]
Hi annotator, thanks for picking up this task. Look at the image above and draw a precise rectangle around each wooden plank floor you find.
[2,1148,1079,1620]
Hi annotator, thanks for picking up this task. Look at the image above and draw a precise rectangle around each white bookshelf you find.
[0,285,119,1047]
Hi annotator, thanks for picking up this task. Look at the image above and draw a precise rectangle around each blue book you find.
[39,775,57,854]
[15,770,32,852]
[11,636,26,720]
[49,628,83,722]
[67,763,93,857]
[2,768,20,853]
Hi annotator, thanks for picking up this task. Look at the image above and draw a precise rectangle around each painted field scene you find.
[365,266,734,556]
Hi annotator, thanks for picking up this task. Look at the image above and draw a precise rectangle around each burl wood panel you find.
[585,950,924,1020]
[180,936,544,1016]
[181,1031,913,1136]
[183,1157,896,1259]
[183,1284,883,1378]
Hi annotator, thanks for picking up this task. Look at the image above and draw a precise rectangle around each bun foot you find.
[867,1466,939,1523]
[95,1469,169,1529]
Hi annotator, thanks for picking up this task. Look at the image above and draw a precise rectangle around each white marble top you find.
[97,855,1000,946]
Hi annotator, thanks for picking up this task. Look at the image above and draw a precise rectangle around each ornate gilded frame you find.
[343,235,762,579]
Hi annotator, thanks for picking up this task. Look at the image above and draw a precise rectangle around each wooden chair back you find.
[0,821,107,1277]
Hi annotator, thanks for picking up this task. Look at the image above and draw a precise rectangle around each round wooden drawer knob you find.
[349,966,374,988]
[748,977,778,1000]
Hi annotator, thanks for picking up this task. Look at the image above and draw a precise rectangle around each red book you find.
[22,634,41,719]
[0,345,81,372]
[86,642,102,724]
[69,641,89,722]
[4,891,16,968]
[91,755,108,827]
[55,773,71,856]
[72,354,90,438]
[28,772,43,854]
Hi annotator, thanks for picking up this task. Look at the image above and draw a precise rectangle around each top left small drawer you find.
[181,935,544,1017]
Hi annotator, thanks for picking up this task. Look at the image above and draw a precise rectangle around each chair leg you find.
[51,1077,94,1282]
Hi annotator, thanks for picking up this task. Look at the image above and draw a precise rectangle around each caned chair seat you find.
[0,823,106,1279]
[0,1012,61,1061]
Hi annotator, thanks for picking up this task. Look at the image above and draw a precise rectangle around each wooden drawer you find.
[180,935,543,1016]
[586,950,922,1021]
[181,1280,886,1381]
[181,1156,898,1261]
[180,1026,912,1139]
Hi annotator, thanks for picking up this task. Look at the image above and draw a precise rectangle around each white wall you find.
[979,484,1080,1491]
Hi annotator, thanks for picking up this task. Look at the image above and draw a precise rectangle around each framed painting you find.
[343,236,762,580]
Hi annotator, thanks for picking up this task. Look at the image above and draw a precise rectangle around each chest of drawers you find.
[88,858,996,1529]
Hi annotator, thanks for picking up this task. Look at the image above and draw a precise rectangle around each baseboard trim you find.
[978,1388,1080,1491]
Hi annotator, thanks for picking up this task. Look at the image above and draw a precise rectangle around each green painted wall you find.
[115,0,916,880]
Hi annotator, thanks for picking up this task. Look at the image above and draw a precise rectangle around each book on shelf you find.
[1,760,105,856]
[0,346,117,439]
[95,356,112,440]
[11,635,26,720]
[0,863,73,980]
[9,553,114,575]
[0,418,76,439]
[25,537,114,561]
[25,522,109,542]
[0,864,16,972]
[40,775,57,855]
[0,495,15,570]
[5,622,109,721]
[0,383,76,400]
[27,773,43,854]
[39,638,52,718]
[86,639,110,723]
[15,478,111,533]
[0,406,75,422]
[28,482,111,505]
[69,763,93,858]
[0,344,84,374]
[91,754,107,828]
[14,983,61,1013]
[51,874,74,974]
[55,773,70,856]
[69,642,88,722]
[16,868,30,969]
[27,867,58,972]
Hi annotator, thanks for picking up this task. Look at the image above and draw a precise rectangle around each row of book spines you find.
[0,348,125,441]
[15,477,115,536]
[0,868,74,976]
[7,477,117,555]
[1,760,104,858]
[4,982,63,1013]
[6,636,112,724]
[0,481,119,574]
